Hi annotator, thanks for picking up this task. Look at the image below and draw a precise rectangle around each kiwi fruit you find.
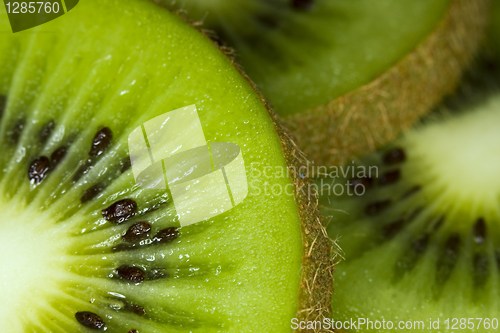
[156,0,488,165]
[0,0,334,331]
[322,75,500,331]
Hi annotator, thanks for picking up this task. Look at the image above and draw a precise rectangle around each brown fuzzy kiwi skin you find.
[275,118,337,333]
[285,0,490,166]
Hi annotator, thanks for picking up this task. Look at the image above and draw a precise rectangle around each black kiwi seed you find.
[411,234,430,253]
[128,330,139,333]
[256,14,279,29]
[430,215,445,232]
[102,199,138,224]
[382,147,406,165]
[382,219,405,239]
[406,207,423,221]
[7,117,25,145]
[365,200,391,216]
[378,169,401,186]
[120,155,132,173]
[38,120,55,143]
[473,218,487,244]
[153,227,179,243]
[123,221,152,243]
[28,156,51,185]
[75,311,106,330]
[50,146,67,167]
[81,183,105,203]
[401,185,422,199]
[291,0,314,11]
[436,234,461,285]
[73,159,93,181]
[412,233,430,254]
[444,234,461,257]
[89,127,113,158]
[394,233,430,278]
[473,253,489,287]
[111,243,136,252]
[125,303,146,316]
[0,95,6,118]
[349,176,373,190]
[116,265,146,283]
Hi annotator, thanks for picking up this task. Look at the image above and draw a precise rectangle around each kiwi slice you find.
[322,84,500,331]
[157,0,488,164]
[0,1,333,331]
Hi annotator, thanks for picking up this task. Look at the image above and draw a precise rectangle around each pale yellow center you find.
[0,199,68,330]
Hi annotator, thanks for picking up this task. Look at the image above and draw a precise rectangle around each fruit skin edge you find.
[248,81,338,332]
[275,118,337,332]
[285,0,490,166]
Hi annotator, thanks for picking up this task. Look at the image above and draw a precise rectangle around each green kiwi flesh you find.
[0,1,333,332]
[159,0,488,165]
[322,90,500,331]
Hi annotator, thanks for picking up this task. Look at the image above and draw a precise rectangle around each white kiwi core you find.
[0,200,69,329]
[403,96,500,219]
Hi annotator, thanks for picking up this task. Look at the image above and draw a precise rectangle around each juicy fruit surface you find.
[0,1,307,331]
[162,0,449,115]
[323,96,500,331]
